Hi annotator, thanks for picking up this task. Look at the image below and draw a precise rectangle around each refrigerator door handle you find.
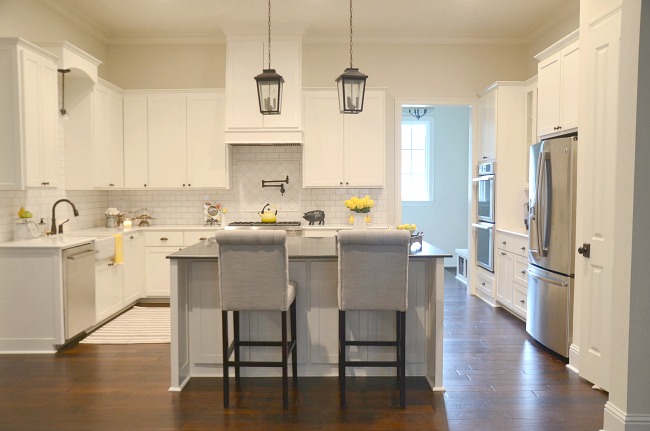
[540,151,552,254]
[530,151,546,256]
[527,268,568,287]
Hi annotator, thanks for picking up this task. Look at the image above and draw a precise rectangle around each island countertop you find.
[167,236,451,260]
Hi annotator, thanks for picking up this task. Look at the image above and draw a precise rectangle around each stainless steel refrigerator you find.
[527,135,577,357]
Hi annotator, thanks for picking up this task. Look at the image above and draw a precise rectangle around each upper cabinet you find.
[0,38,59,190]
[477,82,528,233]
[224,34,302,144]
[536,31,579,138]
[93,81,124,189]
[124,91,229,189]
[302,90,385,187]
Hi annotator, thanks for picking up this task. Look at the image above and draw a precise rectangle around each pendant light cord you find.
[349,0,353,68]
[267,0,272,69]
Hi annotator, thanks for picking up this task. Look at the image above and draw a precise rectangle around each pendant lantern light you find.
[336,0,367,114]
[255,0,284,115]
[58,68,71,120]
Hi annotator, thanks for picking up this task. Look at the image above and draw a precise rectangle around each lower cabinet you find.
[495,230,528,319]
[475,269,496,305]
[95,260,124,323]
[122,233,141,304]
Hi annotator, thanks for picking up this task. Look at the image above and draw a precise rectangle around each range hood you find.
[224,31,303,144]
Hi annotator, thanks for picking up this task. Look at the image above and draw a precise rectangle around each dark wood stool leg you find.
[233,310,240,381]
[290,300,298,385]
[222,310,229,408]
[281,310,288,409]
[399,311,406,408]
[396,310,401,383]
[339,310,346,408]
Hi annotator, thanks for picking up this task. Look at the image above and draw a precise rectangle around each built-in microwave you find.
[473,162,495,223]
[473,222,494,272]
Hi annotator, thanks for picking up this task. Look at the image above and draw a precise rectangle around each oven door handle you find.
[472,222,494,229]
[472,175,495,182]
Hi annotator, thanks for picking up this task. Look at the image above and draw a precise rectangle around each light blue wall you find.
[401,106,470,266]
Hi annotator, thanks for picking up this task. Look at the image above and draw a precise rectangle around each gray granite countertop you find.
[168,237,451,260]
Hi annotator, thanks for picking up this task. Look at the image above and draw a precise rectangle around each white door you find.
[576,12,621,391]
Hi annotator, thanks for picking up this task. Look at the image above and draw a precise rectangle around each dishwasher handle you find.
[66,250,98,260]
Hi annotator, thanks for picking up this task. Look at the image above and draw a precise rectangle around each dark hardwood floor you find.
[0,269,608,430]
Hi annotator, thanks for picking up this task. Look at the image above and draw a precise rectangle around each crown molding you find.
[106,33,226,46]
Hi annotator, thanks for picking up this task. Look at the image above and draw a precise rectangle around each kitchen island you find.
[167,236,451,392]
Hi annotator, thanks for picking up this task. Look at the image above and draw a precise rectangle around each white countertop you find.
[0,225,223,249]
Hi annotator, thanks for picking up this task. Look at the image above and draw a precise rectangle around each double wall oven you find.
[472,162,495,272]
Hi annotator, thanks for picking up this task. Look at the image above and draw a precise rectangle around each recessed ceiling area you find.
[42,0,579,45]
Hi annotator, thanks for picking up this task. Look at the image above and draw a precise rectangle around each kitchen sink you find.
[65,233,117,262]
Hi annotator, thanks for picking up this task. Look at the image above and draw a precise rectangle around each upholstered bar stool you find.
[215,230,298,409]
[337,229,411,408]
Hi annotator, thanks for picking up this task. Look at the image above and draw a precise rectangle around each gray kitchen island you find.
[167,236,451,392]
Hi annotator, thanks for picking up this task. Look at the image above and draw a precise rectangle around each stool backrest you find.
[215,230,290,311]
[337,230,411,311]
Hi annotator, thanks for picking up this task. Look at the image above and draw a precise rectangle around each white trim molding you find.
[604,402,650,431]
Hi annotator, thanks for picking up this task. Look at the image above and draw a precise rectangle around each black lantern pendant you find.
[336,0,367,114]
[255,0,284,115]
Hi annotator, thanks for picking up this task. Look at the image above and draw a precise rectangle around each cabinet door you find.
[21,49,58,188]
[559,42,579,131]
[537,53,562,136]
[344,91,385,187]
[302,91,344,187]
[186,93,228,188]
[122,233,141,304]
[145,246,180,297]
[95,262,124,322]
[496,250,514,308]
[147,94,187,188]
[123,94,149,188]
[477,89,496,161]
[93,84,124,189]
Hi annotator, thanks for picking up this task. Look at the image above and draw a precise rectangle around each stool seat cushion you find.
[337,230,411,311]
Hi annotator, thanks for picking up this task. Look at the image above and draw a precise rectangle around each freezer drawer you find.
[525,266,573,357]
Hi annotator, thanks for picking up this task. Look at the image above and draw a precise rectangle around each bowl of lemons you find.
[397,223,417,235]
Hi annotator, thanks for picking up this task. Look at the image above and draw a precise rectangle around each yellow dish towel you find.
[113,234,124,265]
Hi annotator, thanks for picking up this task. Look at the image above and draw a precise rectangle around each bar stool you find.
[215,230,298,409]
[337,229,411,408]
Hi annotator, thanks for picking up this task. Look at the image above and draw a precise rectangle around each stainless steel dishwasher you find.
[63,243,97,340]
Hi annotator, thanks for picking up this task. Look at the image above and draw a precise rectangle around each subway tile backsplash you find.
[0,145,386,241]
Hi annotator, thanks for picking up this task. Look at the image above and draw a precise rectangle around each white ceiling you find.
[43,0,579,45]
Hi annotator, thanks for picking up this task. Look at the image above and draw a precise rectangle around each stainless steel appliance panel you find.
[474,162,496,223]
[528,136,577,276]
[473,222,494,272]
[63,243,97,340]
[526,266,573,357]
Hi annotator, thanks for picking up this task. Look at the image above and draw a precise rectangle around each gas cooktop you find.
[226,221,302,230]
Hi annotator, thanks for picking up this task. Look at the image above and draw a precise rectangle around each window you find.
[401,121,431,202]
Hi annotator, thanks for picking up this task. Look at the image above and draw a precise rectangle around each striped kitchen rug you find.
[81,306,170,344]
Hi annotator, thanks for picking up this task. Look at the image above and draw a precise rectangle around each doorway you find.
[395,102,473,267]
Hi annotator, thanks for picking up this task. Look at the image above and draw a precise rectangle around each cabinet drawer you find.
[496,232,528,257]
[475,272,494,298]
[513,283,527,318]
[183,231,214,246]
[145,231,184,247]
[513,256,528,286]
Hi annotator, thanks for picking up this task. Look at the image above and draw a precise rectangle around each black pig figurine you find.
[303,210,325,225]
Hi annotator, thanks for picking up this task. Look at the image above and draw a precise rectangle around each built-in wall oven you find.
[473,161,496,272]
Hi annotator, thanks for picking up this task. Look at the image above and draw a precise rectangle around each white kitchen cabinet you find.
[477,82,528,234]
[122,233,141,305]
[93,81,124,189]
[123,94,149,188]
[144,231,184,297]
[303,90,385,187]
[474,269,496,306]
[477,89,496,161]
[123,91,228,189]
[536,32,579,137]
[95,260,124,323]
[224,36,302,144]
[495,230,528,320]
[0,38,59,190]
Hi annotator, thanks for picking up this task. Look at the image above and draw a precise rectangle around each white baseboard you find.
[604,401,650,431]
[567,343,580,374]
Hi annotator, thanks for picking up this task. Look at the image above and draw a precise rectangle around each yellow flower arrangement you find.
[344,195,374,213]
